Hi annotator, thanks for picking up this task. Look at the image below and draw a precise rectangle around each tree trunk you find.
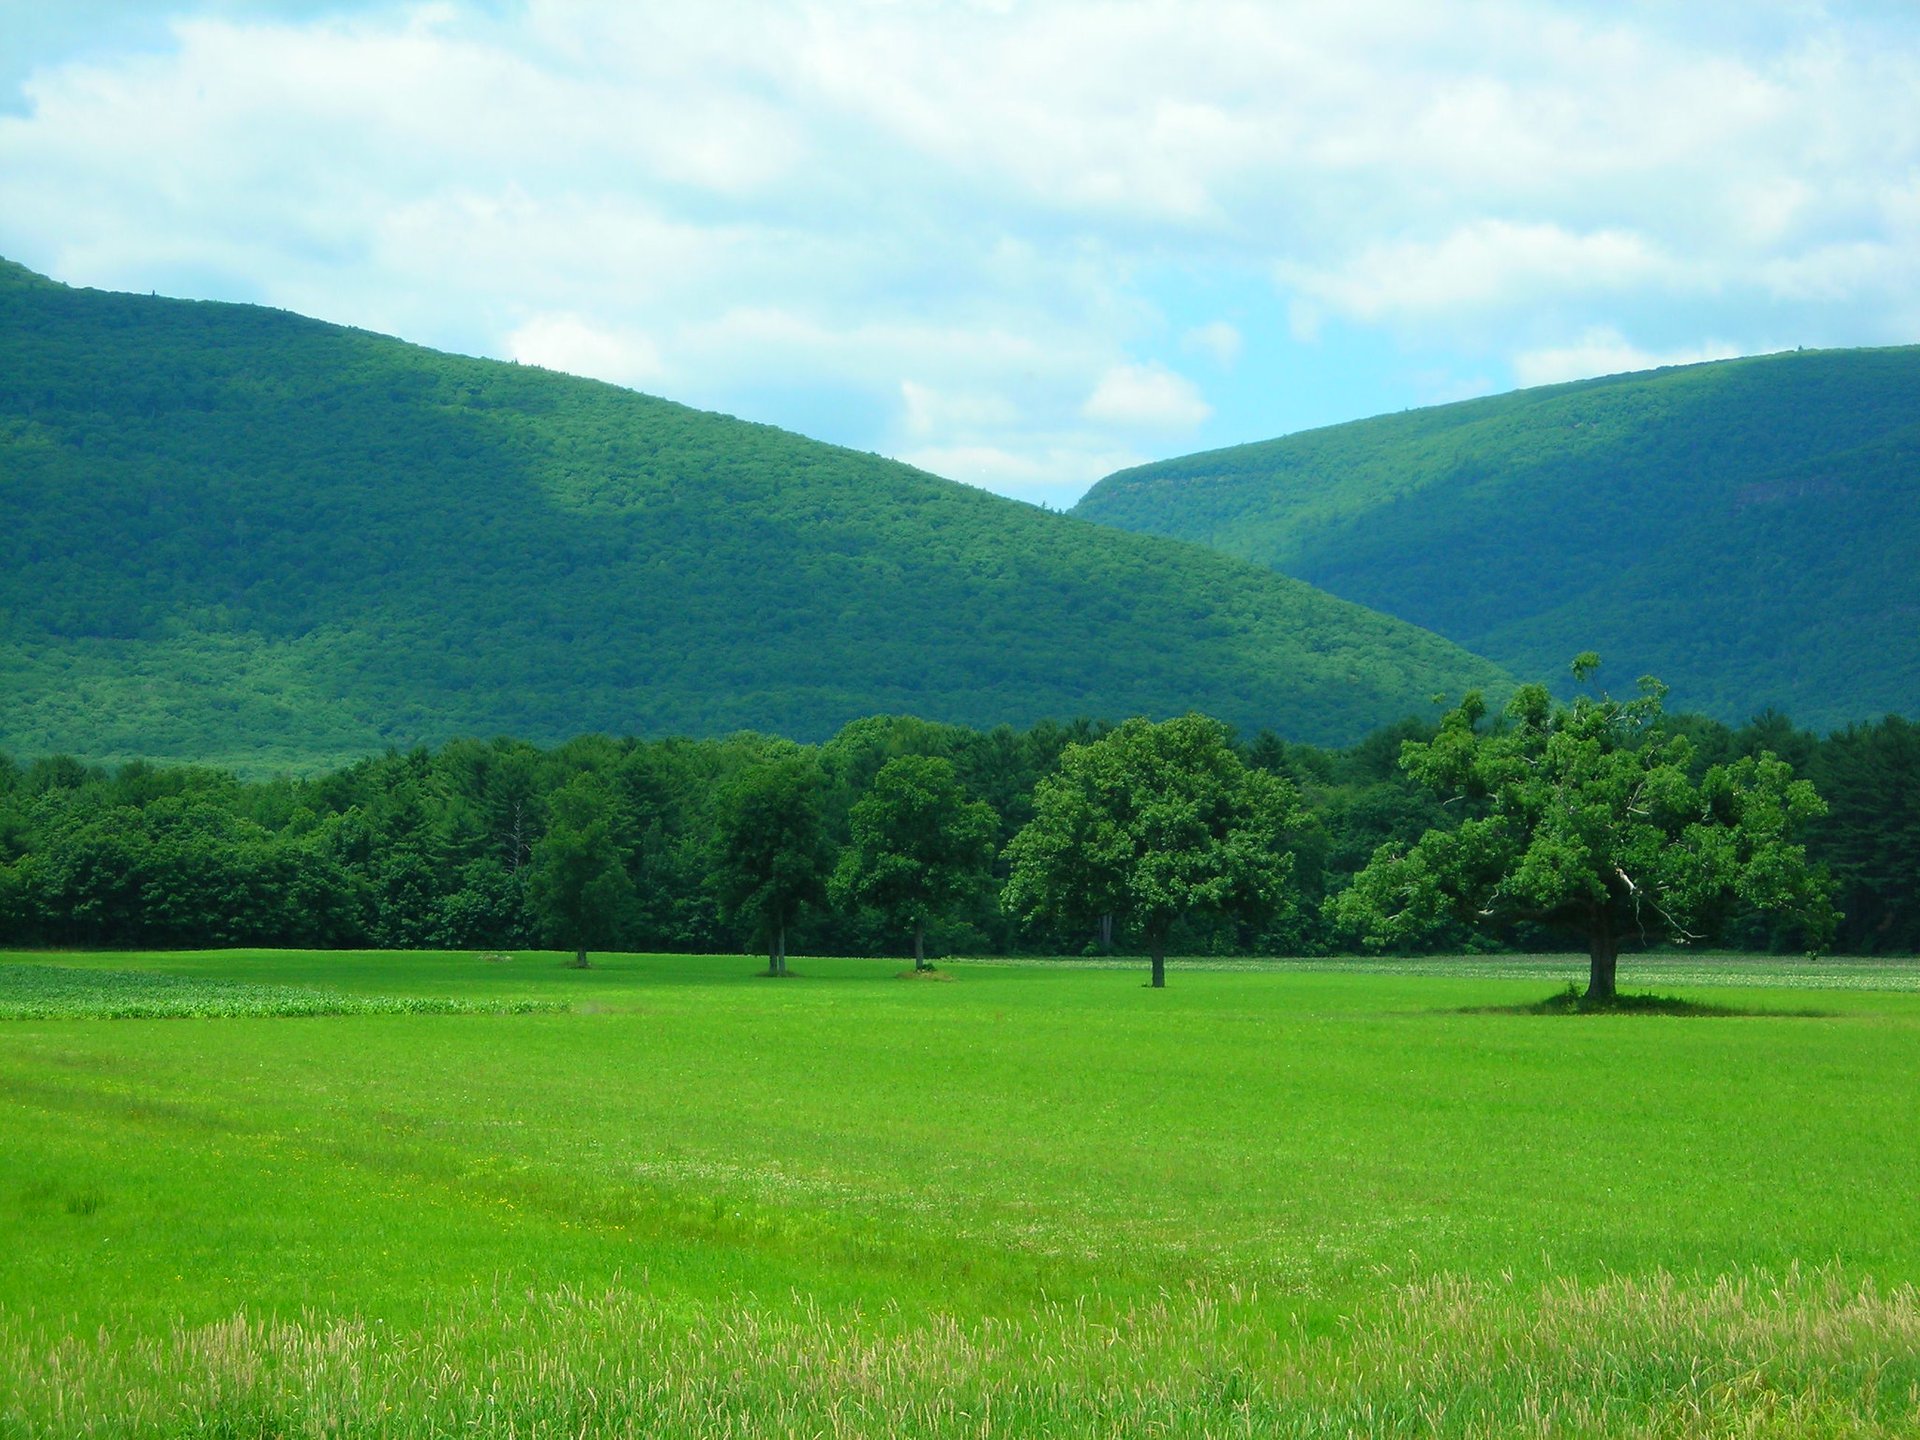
[774,922,787,977]
[914,918,928,971]
[1149,936,1166,989]
[1098,912,1114,954]
[1585,911,1617,1003]
[572,944,589,969]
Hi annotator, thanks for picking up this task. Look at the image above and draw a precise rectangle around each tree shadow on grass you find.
[1461,984,1831,1018]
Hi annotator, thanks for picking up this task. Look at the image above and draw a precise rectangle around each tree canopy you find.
[1331,659,1837,1000]
[830,755,998,970]
[709,752,832,976]
[524,772,635,968]
[1002,714,1304,986]
[4,701,1908,966]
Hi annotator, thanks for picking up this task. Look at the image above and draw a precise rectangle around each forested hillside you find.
[1074,348,1920,728]
[0,259,1503,771]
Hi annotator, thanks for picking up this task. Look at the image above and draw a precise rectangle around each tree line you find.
[2,678,1915,976]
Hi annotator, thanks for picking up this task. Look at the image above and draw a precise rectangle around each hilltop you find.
[1074,347,1920,728]
[0,259,1501,770]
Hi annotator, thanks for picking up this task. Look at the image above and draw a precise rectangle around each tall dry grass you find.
[4,1265,1916,1437]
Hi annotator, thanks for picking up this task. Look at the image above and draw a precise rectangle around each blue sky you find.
[3,1,1917,506]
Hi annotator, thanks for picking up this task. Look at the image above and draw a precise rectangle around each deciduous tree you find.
[710,752,831,976]
[1002,714,1303,987]
[525,773,634,967]
[831,755,997,970]
[1331,657,1836,1000]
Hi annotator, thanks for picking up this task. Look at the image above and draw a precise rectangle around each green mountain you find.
[0,259,1502,771]
[1074,348,1920,728]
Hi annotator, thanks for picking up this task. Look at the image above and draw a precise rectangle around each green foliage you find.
[1002,715,1305,984]
[830,755,998,967]
[0,261,1503,771]
[0,717,1130,959]
[1075,346,1920,728]
[708,751,832,973]
[524,773,636,966]
[1331,665,1837,997]
[2,687,1915,961]
[1811,715,1920,953]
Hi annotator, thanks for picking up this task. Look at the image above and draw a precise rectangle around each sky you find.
[2,1,1917,508]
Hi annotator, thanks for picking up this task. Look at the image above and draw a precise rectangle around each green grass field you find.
[3,949,1917,1436]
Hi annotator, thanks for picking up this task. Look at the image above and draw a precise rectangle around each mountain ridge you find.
[1073,346,1920,728]
[0,260,1505,771]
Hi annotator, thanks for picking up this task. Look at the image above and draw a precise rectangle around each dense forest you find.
[3,704,1911,959]
[1073,346,1920,728]
[0,258,1500,771]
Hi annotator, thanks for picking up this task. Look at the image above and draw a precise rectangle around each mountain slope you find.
[1074,348,1920,728]
[0,259,1503,770]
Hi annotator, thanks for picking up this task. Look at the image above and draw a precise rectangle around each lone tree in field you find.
[1331,657,1836,1002]
[1002,714,1303,987]
[831,754,998,971]
[709,751,831,977]
[525,772,635,967]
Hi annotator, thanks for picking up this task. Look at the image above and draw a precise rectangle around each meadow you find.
[2,948,1917,1436]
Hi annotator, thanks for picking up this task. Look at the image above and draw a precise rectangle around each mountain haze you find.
[1075,348,1920,728]
[0,259,1503,771]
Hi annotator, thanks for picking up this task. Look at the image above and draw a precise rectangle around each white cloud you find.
[1,1,1918,503]
[894,441,1145,508]
[505,313,667,389]
[898,380,1021,441]
[1286,299,1324,345]
[678,307,1087,393]
[1758,241,1911,304]
[1081,363,1212,430]
[1181,320,1242,369]
[1280,220,1681,325]
[1512,327,1744,388]
[1408,368,1501,407]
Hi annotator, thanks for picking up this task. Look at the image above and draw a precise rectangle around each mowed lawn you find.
[3,949,1918,1436]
